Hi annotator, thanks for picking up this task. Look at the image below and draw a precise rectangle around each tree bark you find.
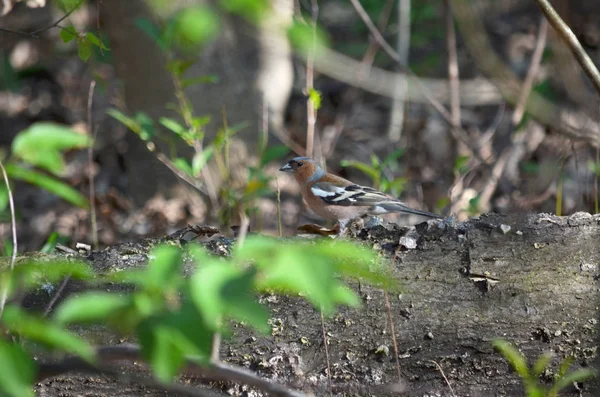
[23,213,600,396]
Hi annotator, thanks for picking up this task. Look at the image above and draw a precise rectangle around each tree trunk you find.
[27,212,600,396]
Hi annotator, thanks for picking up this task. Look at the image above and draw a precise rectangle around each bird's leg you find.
[337,219,349,237]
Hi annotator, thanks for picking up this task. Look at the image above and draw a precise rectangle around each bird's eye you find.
[297,161,303,167]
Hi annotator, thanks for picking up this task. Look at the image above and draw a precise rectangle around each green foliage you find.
[341,150,407,197]
[12,123,91,175]
[287,21,329,57]
[0,340,35,397]
[171,6,220,50]
[493,339,595,397]
[59,25,109,62]
[0,236,393,391]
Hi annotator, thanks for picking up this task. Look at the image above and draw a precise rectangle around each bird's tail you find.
[379,201,442,219]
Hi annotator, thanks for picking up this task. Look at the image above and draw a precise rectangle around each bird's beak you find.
[279,163,293,172]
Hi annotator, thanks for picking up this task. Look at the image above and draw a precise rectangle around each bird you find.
[279,156,441,234]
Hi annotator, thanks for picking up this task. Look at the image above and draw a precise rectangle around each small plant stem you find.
[0,160,17,318]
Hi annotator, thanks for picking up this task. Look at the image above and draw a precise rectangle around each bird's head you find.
[279,156,325,184]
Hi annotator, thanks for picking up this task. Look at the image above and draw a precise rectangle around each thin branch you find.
[43,275,70,317]
[430,360,457,397]
[359,0,395,77]
[512,18,548,125]
[383,291,401,380]
[348,0,488,165]
[320,310,332,396]
[387,0,411,142]
[0,0,84,37]
[87,80,99,249]
[37,344,309,397]
[445,0,462,133]
[534,0,600,96]
[305,0,319,159]
[0,160,17,317]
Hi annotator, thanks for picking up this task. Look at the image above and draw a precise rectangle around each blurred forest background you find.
[1,0,600,252]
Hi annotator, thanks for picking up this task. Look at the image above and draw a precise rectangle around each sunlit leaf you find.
[192,148,214,177]
[492,340,529,379]
[0,340,35,397]
[172,6,220,50]
[5,164,89,209]
[78,40,92,61]
[3,306,95,362]
[59,26,78,43]
[54,292,130,325]
[12,123,91,175]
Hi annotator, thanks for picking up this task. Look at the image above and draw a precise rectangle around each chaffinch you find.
[279,156,441,233]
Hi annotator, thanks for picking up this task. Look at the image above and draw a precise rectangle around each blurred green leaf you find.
[138,300,212,382]
[59,26,78,43]
[6,259,93,291]
[56,0,84,12]
[172,6,220,50]
[54,292,130,325]
[0,183,9,213]
[0,339,35,397]
[159,117,186,135]
[454,155,470,175]
[287,21,329,57]
[145,245,183,291]
[259,145,289,167]
[135,17,167,50]
[340,160,379,185]
[220,0,269,23]
[12,123,91,175]
[3,305,95,362]
[532,352,552,378]
[85,32,109,50]
[5,164,89,209]
[182,75,219,88]
[40,232,68,254]
[550,368,596,396]
[493,340,530,379]
[192,148,214,177]
[173,158,193,178]
[78,40,92,61]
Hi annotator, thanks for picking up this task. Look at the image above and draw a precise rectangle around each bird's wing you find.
[311,182,389,206]
[311,182,441,218]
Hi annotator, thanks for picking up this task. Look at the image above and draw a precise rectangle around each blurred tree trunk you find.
[100,0,294,206]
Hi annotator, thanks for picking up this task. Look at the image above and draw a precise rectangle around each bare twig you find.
[87,80,98,249]
[0,160,17,317]
[305,0,319,158]
[348,0,488,165]
[37,344,309,397]
[359,0,395,78]
[430,360,457,397]
[512,18,548,125]
[445,1,462,137]
[478,18,548,212]
[43,275,71,316]
[320,310,332,397]
[0,0,84,37]
[276,178,283,237]
[387,0,411,142]
[534,0,600,96]
[383,291,401,380]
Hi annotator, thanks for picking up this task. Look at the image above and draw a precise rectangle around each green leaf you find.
[2,305,95,362]
[78,40,92,62]
[181,75,219,88]
[383,149,405,166]
[0,183,9,213]
[550,368,596,396]
[138,301,212,382]
[260,145,290,167]
[85,32,109,50]
[532,352,552,378]
[135,17,168,50]
[56,0,84,12]
[173,158,193,178]
[159,117,186,135]
[106,109,140,133]
[145,245,183,290]
[12,122,91,175]
[172,6,220,50]
[340,160,379,184]
[39,232,68,254]
[308,88,321,111]
[7,259,93,291]
[287,21,329,57]
[192,148,214,176]
[54,292,130,325]
[5,164,89,209]
[0,340,36,397]
[221,268,270,332]
[454,155,470,174]
[492,339,530,379]
[59,26,78,43]
[220,0,269,23]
